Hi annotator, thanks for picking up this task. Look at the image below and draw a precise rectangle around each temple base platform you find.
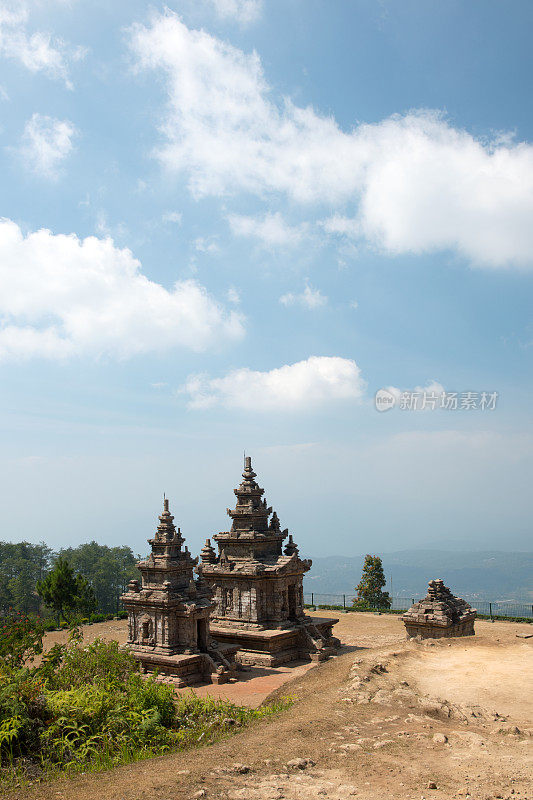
[129,644,239,687]
[209,616,341,667]
[404,619,476,639]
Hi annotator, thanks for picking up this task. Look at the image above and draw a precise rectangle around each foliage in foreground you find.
[0,619,291,788]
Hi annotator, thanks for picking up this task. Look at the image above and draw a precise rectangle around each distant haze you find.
[304,551,533,602]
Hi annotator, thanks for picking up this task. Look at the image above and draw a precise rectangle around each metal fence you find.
[303,593,533,619]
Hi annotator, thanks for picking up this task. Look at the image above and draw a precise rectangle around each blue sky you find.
[0,0,532,558]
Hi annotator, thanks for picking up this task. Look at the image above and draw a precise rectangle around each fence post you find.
[412,599,415,606]
[311,592,314,609]
[489,602,493,621]
[343,594,346,609]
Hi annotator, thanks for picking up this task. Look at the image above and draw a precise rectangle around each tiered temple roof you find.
[132,497,207,600]
[200,457,311,577]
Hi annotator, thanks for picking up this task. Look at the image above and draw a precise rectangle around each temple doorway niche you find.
[197,618,208,651]
[288,584,297,619]
[141,616,153,642]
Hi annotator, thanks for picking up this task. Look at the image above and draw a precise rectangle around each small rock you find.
[433,733,448,744]
[223,717,236,726]
[286,757,315,769]
[427,782,438,790]
[192,792,206,799]
[232,763,251,774]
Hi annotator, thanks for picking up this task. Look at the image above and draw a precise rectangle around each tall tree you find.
[36,557,96,623]
[58,542,138,614]
[0,541,54,615]
[354,555,391,609]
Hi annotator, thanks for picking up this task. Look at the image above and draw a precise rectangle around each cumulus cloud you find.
[228,212,306,248]
[0,219,244,361]
[279,282,327,309]
[208,0,262,26]
[0,1,85,88]
[130,11,533,269]
[18,113,76,178]
[181,355,366,411]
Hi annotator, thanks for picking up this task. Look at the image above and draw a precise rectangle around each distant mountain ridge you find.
[304,550,533,602]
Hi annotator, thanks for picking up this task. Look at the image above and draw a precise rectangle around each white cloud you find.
[208,0,262,26]
[18,113,76,178]
[194,236,219,255]
[0,218,244,361]
[279,282,327,309]
[181,355,366,411]
[130,12,533,269]
[0,1,85,88]
[384,380,446,410]
[227,286,240,304]
[162,210,182,224]
[228,212,306,248]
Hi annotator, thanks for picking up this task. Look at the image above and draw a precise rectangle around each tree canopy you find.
[354,554,391,609]
[36,557,97,623]
[0,539,139,619]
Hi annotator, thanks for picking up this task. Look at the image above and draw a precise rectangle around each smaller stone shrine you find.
[198,457,341,666]
[121,498,238,687]
[402,579,477,639]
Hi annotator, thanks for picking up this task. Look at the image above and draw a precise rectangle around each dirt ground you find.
[13,612,533,800]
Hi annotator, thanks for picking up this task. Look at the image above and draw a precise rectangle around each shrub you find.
[0,634,292,785]
[0,615,44,669]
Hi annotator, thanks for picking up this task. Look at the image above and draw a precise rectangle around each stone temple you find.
[121,498,237,686]
[198,457,341,666]
[402,579,477,639]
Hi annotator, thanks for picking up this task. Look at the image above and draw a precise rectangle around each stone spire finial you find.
[241,455,257,484]
[269,511,280,531]
[155,496,181,542]
[283,534,298,556]
[200,538,217,564]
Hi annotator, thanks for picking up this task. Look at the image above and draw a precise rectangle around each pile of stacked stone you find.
[121,499,238,687]
[402,579,477,639]
[198,457,341,666]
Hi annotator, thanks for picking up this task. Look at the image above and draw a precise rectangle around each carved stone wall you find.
[121,499,237,685]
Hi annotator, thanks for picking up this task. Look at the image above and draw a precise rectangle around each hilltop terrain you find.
[12,612,533,800]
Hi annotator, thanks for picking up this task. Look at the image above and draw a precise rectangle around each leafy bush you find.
[0,615,43,669]
[49,638,138,691]
[89,613,106,624]
[0,631,292,786]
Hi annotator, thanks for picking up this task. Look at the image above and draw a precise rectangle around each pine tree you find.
[36,557,96,623]
[354,554,391,609]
